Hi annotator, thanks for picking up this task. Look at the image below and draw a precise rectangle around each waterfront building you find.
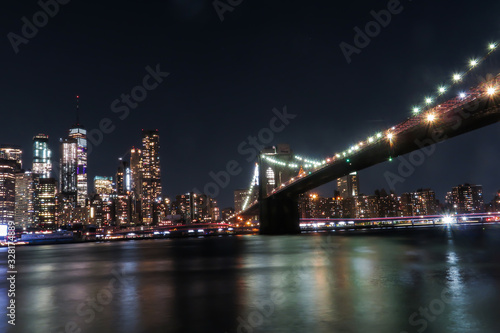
[15,171,36,229]
[37,178,57,229]
[447,184,484,214]
[0,159,17,225]
[130,147,142,199]
[116,159,131,195]
[337,172,359,199]
[401,189,438,216]
[141,130,162,224]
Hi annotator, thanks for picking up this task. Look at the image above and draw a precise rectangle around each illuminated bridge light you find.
[487,86,497,96]
[387,133,393,140]
[368,137,374,143]
[470,59,478,67]
[376,132,382,138]
[459,92,466,99]
[452,73,462,82]
[427,113,436,122]
[489,43,497,50]
[412,107,420,114]
[438,86,446,94]
[425,97,433,105]
[443,215,454,224]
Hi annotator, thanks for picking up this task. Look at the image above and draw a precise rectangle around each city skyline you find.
[2,125,500,208]
[2,2,500,333]
[1,1,500,209]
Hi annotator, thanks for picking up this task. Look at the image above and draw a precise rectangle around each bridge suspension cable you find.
[241,163,259,211]
[411,41,498,115]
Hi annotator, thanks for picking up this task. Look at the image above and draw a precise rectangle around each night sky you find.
[1,0,499,208]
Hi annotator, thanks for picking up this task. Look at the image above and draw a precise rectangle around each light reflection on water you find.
[1,227,500,333]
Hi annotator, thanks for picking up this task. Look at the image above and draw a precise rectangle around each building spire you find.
[76,95,80,125]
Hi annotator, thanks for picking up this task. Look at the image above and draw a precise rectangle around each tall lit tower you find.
[32,134,52,178]
[141,130,161,224]
[37,178,57,229]
[116,159,131,195]
[0,159,17,225]
[68,96,88,206]
[15,171,36,229]
[130,147,142,199]
[59,138,78,202]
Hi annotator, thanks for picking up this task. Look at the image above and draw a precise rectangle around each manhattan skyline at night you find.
[2,1,499,209]
[2,2,500,333]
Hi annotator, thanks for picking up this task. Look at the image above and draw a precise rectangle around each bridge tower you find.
[258,145,301,235]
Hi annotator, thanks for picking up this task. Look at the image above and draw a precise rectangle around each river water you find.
[2,226,500,333]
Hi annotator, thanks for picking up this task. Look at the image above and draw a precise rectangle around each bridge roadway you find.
[240,77,500,234]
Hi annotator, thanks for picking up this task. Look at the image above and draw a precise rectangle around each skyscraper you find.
[89,194,104,227]
[116,159,131,195]
[141,130,161,224]
[115,195,131,226]
[15,171,36,229]
[337,172,359,199]
[59,137,78,201]
[0,159,17,225]
[32,134,52,178]
[69,123,88,207]
[130,147,142,198]
[37,178,57,229]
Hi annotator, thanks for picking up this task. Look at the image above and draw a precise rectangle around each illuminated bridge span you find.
[229,45,500,234]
